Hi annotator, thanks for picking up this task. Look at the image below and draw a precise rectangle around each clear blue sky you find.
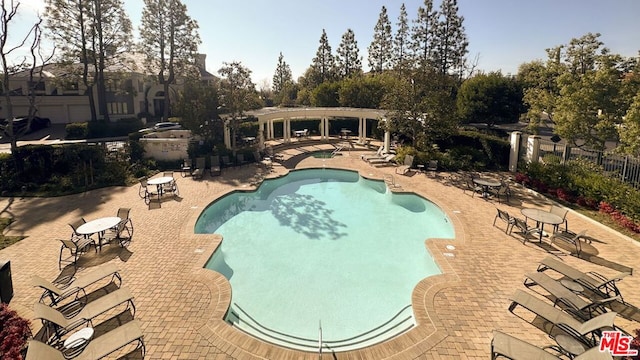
[14,0,640,86]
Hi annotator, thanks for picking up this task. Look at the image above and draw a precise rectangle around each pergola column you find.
[383,130,390,154]
[284,117,291,143]
[358,117,366,143]
[223,120,231,149]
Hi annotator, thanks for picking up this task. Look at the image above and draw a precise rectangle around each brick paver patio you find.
[1,143,639,359]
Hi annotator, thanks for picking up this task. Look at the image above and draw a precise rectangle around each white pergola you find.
[224,107,392,153]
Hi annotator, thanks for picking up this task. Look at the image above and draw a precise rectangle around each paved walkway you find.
[1,144,639,359]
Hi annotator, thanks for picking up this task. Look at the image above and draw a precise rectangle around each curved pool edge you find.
[180,165,467,359]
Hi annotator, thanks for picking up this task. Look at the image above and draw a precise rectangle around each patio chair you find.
[237,153,249,166]
[210,155,221,176]
[550,205,569,232]
[510,217,540,243]
[68,218,89,242]
[32,263,122,306]
[463,175,482,197]
[58,238,96,270]
[491,331,613,360]
[221,155,234,167]
[537,256,631,302]
[395,155,414,175]
[192,157,206,179]
[549,230,589,256]
[25,319,145,360]
[491,181,511,203]
[180,159,192,177]
[367,153,395,166]
[493,209,515,234]
[138,179,158,204]
[103,208,133,247]
[34,287,136,340]
[508,289,618,345]
[524,271,620,320]
[426,160,438,176]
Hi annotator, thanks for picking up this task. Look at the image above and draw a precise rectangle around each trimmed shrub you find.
[0,303,32,360]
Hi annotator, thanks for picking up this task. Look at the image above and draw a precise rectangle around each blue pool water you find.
[195,169,454,349]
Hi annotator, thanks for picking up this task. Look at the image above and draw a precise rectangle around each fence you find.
[530,136,640,190]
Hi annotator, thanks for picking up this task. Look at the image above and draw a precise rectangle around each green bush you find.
[65,122,89,139]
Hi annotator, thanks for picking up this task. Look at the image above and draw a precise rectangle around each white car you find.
[139,122,182,133]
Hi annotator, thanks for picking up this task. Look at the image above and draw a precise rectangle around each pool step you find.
[226,303,415,352]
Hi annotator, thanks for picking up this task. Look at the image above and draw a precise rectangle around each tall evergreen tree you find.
[410,0,438,70]
[393,3,411,71]
[140,0,200,121]
[367,6,392,73]
[336,28,361,78]
[45,0,133,121]
[272,52,292,94]
[433,0,468,76]
[564,32,605,75]
[310,29,335,86]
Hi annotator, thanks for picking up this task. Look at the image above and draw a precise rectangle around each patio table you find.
[472,178,501,198]
[521,208,563,242]
[76,217,121,251]
[147,176,174,200]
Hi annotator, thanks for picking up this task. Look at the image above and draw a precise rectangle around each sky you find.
[8,0,640,87]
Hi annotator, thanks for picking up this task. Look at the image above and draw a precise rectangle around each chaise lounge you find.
[491,331,613,360]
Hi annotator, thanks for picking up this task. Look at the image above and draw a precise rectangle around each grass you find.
[575,208,640,242]
[0,217,25,251]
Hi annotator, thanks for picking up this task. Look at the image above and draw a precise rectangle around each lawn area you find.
[0,217,24,251]
[575,208,640,242]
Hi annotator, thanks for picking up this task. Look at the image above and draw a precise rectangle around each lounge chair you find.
[524,271,619,320]
[34,287,135,340]
[493,209,515,234]
[237,153,249,166]
[58,238,96,270]
[367,154,395,166]
[508,289,618,345]
[25,319,145,360]
[491,331,613,360]
[32,263,122,306]
[192,157,206,179]
[361,146,384,161]
[210,155,221,176]
[221,155,234,167]
[395,154,415,175]
[537,256,630,302]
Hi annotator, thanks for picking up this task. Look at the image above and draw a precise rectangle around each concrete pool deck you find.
[1,143,639,359]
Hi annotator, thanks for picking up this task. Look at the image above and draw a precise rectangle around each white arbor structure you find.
[230,107,391,152]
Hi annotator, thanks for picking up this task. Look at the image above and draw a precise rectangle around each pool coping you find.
[180,165,466,359]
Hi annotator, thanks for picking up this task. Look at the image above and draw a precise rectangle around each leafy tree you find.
[45,0,133,122]
[554,55,625,150]
[272,52,292,94]
[173,77,221,140]
[338,75,387,108]
[618,92,640,156]
[335,28,361,79]
[382,69,458,148]
[140,0,200,121]
[457,72,524,126]
[410,0,438,70]
[392,3,411,71]
[218,61,258,150]
[308,29,335,87]
[433,0,468,77]
[367,6,392,73]
[311,82,340,107]
[565,32,605,75]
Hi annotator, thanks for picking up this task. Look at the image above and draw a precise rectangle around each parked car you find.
[138,122,183,133]
[0,116,51,136]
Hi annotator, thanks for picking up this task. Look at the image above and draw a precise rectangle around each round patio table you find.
[472,178,501,198]
[76,217,121,251]
[521,208,563,242]
[147,176,174,199]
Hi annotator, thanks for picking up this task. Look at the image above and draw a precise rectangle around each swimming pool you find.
[195,168,454,351]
